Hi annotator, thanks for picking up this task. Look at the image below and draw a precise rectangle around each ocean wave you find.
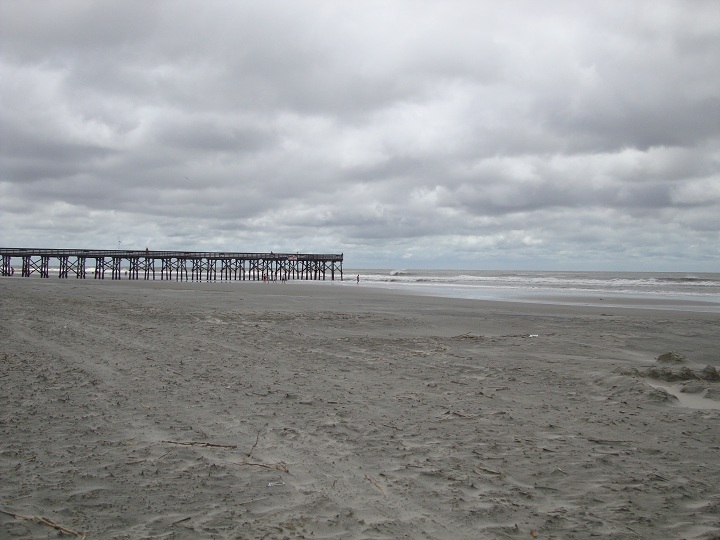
[355,270,720,298]
[653,276,714,284]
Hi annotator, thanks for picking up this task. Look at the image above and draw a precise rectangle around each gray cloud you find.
[1,0,719,270]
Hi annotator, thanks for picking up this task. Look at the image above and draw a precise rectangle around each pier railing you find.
[0,248,343,281]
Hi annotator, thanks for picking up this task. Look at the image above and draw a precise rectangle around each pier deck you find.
[0,248,343,281]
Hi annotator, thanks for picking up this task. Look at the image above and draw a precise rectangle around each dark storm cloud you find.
[1,0,719,269]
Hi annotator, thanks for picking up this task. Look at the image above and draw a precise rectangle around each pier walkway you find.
[0,248,343,281]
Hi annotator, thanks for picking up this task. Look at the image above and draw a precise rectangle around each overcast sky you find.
[1,1,719,270]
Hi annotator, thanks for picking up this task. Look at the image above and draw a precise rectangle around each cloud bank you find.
[1,0,719,270]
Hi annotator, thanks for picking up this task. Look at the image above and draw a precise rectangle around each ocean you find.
[343,269,720,313]
[9,264,720,313]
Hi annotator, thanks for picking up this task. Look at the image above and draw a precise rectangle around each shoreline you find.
[1,278,719,538]
[6,274,720,315]
[4,271,720,313]
[337,279,720,314]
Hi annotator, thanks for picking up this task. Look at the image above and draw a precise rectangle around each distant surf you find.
[344,269,720,312]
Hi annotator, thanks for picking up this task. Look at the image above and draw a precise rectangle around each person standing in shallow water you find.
[356,274,360,284]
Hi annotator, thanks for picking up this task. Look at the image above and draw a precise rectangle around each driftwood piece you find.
[247,431,261,457]
[443,410,476,419]
[364,474,387,497]
[237,497,269,505]
[1,509,86,538]
[474,466,502,475]
[161,440,237,449]
[587,437,632,445]
[232,460,289,473]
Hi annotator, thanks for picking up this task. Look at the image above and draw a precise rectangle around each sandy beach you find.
[1,278,719,539]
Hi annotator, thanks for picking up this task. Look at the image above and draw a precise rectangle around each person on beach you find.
[357,274,360,284]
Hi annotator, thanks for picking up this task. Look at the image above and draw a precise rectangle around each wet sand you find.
[1,278,719,539]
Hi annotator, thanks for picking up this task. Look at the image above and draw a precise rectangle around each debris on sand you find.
[700,365,720,381]
[620,364,720,382]
[645,366,697,381]
[656,351,687,364]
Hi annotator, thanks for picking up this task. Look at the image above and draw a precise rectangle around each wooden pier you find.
[0,248,343,282]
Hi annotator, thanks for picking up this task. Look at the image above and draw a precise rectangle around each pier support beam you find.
[2,255,12,276]
[220,258,241,281]
[144,257,155,280]
[22,256,49,278]
[58,256,86,278]
[95,257,113,279]
[162,258,188,281]
[127,257,154,280]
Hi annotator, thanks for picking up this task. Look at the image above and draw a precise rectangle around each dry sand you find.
[1,278,719,539]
